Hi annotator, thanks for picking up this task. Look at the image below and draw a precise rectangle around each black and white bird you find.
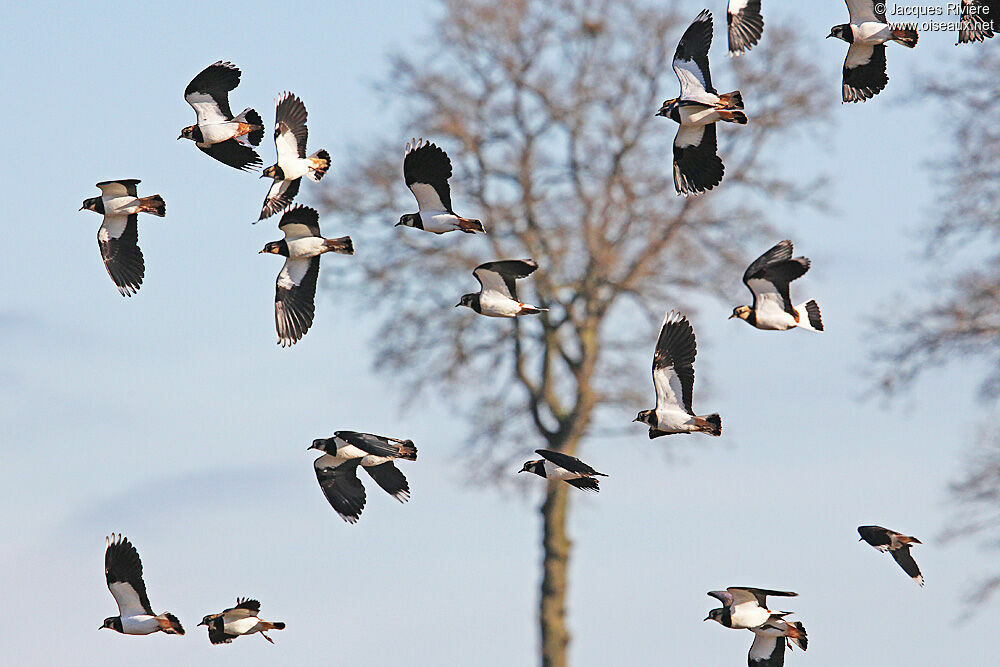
[518,449,608,492]
[746,617,809,667]
[199,598,285,645]
[858,525,924,586]
[656,10,747,196]
[634,311,721,438]
[727,1,764,56]
[730,240,823,332]
[259,206,353,347]
[457,259,546,317]
[397,139,485,234]
[958,0,998,44]
[258,93,331,220]
[308,431,418,524]
[828,1,918,103]
[179,61,264,171]
[80,180,165,297]
[705,587,798,630]
[100,534,184,636]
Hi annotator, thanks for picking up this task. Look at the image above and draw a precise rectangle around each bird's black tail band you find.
[307,149,331,182]
[139,195,166,217]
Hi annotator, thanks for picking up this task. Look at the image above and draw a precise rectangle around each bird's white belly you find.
[479,293,522,318]
[226,617,261,635]
[279,158,311,181]
[336,444,368,459]
[731,606,772,629]
[655,406,696,432]
[754,308,797,330]
[422,212,461,233]
[199,121,239,145]
[287,237,327,258]
[103,195,140,215]
[122,615,161,635]
[544,463,579,481]
[679,105,721,127]
[361,455,392,466]
[852,22,891,45]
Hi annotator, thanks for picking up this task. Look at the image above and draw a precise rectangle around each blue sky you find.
[0,1,994,665]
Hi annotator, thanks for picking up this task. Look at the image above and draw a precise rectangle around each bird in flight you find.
[730,240,823,332]
[259,206,353,347]
[100,534,184,636]
[828,0,918,103]
[199,598,285,644]
[634,311,721,438]
[179,61,264,171]
[746,616,808,667]
[258,93,331,220]
[80,179,165,297]
[519,449,608,492]
[705,587,799,630]
[727,1,764,56]
[457,259,546,317]
[657,10,747,195]
[957,0,998,44]
[397,139,485,234]
[308,431,418,524]
[858,525,925,586]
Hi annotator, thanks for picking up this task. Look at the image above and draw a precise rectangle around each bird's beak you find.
[454,303,461,308]
[176,134,183,140]
[728,313,736,319]
[394,221,403,227]
[517,469,525,473]
[258,249,265,254]
[259,173,267,179]
[198,620,207,626]
[632,416,641,422]
[78,205,85,211]
[703,616,711,622]
[826,32,834,39]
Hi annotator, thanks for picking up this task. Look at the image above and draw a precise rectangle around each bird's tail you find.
[236,108,265,146]
[796,300,824,332]
[695,413,722,436]
[566,477,601,492]
[717,90,744,110]
[897,534,922,545]
[518,304,549,315]
[890,26,919,47]
[457,217,486,234]
[307,149,332,182]
[717,109,748,125]
[323,235,354,255]
[785,621,807,651]
[395,439,418,461]
[261,620,285,631]
[156,613,185,635]
[138,195,166,217]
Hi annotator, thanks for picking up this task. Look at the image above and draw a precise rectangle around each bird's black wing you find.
[105,534,154,617]
[207,616,234,644]
[98,214,144,297]
[673,9,716,97]
[259,177,301,221]
[96,179,140,199]
[473,259,539,300]
[742,240,808,315]
[890,546,924,585]
[231,598,261,615]
[842,43,887,103]
[673,123,723,195]
[728,0,764,56]
[742,587,797,607]
[959,0,998,43]
[363,462,411,502]
[857,525,892,548]
[278,204,322,240]
[403,139,454,213]
[274,256,319,347]
[185,61,240,121]
[536,449,605,476]
[198,139,262,172]
[334,431,410,458]
[314,456,366,523]
[748,630,785,667]
[652,311,697,414]
[274,92,309,160]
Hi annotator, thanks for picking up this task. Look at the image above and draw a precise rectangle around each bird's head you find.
[456,293,477,309]
[827,24,851,42]
[704,608,725,624]
[79,196,102,213]
[262,165,283,180]
[633,409,653,425]
[729,305,751,321]
[198,614,215,627]
[259,241,284,255]
[100,616,121,632]
[178,125,196,141]
[656,98,679,121]
[519,460,544,476]
[309,438,335,453]
[396,213,418,228]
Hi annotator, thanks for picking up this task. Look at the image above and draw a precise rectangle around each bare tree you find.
[318,1,830,664]
[876,47,1000,610]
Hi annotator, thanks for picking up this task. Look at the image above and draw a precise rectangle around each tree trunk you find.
[539,476,572,667]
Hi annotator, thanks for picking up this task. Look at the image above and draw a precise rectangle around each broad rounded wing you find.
[274,92,309,161]
[363,462,410,502]
[105,534,154,617]
[673,123,723,195]
[743,241,808,316]
[223,597,261,620]
[198,139,262,172]
[278,205,322,240]
[728,0,764,56]
[185,61,240,123]
[98,214,144,297]
[473,259,538,300]
[207,617,234,644]
[275,257,319,347]
[313,455,366,523]
[96,179,140,199]
[959,0,998,43]
[846,0,884,24]
[842,43,887,103]
[404,139,454,212]
[335,431,411,458]
[748,630,785,667]
[729,587,798,608]
[259,177,301,221]
[652,311,697,415]
[707,589,734,606]
[890,546,924,585]
[536,449,604,476]
[673,10,717,102]
[857,525,892,548]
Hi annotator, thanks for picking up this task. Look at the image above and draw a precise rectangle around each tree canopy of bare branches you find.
[318,1,831,664]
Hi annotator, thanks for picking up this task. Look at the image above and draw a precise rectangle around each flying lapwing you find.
[397,139,485,234]
[858,525,924,586]
[705,587,799,630]
[199,598,285,644]
[730,240,823,332]
[727,1,764,56]
[828,1,918,103]
[457,259,546,317]
[957,0,998,44]
[100,534,184,636]
[519,449,608,492]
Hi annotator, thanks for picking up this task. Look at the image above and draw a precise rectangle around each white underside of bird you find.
[479,292,532,317]
[730,604,779,629]
[419,207,470,233]
[752,301,816,330]
[223,617,268,637]
[278,155,325,182]
[653,405,706,433]
[852,21,893,45]
[286,237,328,259]
[540,461,586,482]
[679,104,723,126]
[120,615,164,635]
